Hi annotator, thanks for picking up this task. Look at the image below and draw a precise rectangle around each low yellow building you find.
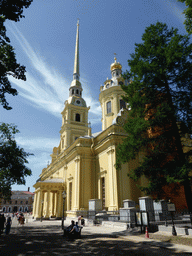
[32,21,145,219]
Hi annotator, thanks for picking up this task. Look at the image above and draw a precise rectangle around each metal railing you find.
[77,209,192,228]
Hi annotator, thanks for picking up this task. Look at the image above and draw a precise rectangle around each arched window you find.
[76,89,79,95]
[75,113,80,122]
[72,89,74,95]
[120,99,126,109]
[106,101,111,114]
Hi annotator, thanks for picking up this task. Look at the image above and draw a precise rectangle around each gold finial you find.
[114,53,117,62]
[77,18,80,26]
[110,53,122,71]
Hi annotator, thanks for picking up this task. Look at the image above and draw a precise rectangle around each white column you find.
[98,178,101,199]
[57,190,62,218]
[32,191,37,217]
[74,157,80,211]
[116,95,119,116]
[103,100,106,130]
[50,192,53,217]
[38,190,43,218]
[35,191,40,217]
[54,192,57,217]
[45,190,50,218]
[107,148,118,211]
[41,192,45,217]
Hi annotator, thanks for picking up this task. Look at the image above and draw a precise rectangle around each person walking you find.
[0,213,6,235]
[5,216,12,235]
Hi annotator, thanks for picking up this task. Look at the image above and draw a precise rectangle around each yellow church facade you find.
[32,21,144,219]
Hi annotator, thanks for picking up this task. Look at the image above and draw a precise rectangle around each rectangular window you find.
[106,101,111,114]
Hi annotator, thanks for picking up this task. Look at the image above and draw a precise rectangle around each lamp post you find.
[168,201,177,236]
[62,191,67,231]
[41,200,44,222]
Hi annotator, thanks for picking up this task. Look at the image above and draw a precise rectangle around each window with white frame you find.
[106,101,111,114]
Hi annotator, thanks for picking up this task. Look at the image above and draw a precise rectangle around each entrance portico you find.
[33,179,65,219]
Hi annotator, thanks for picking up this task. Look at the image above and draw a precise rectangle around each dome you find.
[110,57,122,71]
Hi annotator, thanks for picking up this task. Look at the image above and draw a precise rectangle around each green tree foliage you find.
[0,0,33,110]
[116,22,192,211]
[0,123,32,199]
[178,0,192,34]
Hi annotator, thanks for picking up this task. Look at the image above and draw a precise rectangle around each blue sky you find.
[0,0,187,192]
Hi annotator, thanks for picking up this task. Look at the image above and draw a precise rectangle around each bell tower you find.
[60,20,90,150]
[99,55,126,131]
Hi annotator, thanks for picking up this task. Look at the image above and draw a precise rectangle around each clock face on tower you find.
[71,97,86,107]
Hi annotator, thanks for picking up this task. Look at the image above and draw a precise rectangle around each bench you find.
[64,226,83,239]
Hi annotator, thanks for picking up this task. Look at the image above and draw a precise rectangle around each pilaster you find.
[74,156,80,210]
[107,147,118,211]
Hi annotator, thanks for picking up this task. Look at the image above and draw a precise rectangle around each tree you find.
[178,0,192,34]
[0,123,32,199]
[116,22,192,212]
[0,0,33,110]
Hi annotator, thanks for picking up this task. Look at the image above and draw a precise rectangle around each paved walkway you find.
[0,218,191,255]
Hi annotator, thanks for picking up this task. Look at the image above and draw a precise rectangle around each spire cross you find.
[114,53,117,62]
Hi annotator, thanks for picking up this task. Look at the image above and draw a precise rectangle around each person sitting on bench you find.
[64,220,75,236]
[69,222,79,234]
[69,222,82,238]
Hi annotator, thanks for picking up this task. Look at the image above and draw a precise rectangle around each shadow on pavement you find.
[0,225,191,256]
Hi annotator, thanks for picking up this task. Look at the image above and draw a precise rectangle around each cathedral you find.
[32,21,145,219]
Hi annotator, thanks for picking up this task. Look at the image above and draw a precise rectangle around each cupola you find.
[110,56,122,72]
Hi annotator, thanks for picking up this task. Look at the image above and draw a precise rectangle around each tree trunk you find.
[164,80,192,212]
[183,179,192,213]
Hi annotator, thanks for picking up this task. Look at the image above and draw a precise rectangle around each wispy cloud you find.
[162,0,185,23]
[16,135,59,173]
[16,136,60,152]
[8,23,101,123]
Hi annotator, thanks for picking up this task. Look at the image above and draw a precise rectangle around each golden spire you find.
[73,19,80,78]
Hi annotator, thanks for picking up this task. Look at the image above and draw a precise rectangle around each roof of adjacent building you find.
[12,191,34,195]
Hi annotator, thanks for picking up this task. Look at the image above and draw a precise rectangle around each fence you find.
[76,209,192,230]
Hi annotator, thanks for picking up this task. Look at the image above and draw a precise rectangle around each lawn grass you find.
[148,233,192,247]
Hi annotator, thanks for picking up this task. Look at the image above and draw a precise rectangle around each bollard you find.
[145,226,149,238]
